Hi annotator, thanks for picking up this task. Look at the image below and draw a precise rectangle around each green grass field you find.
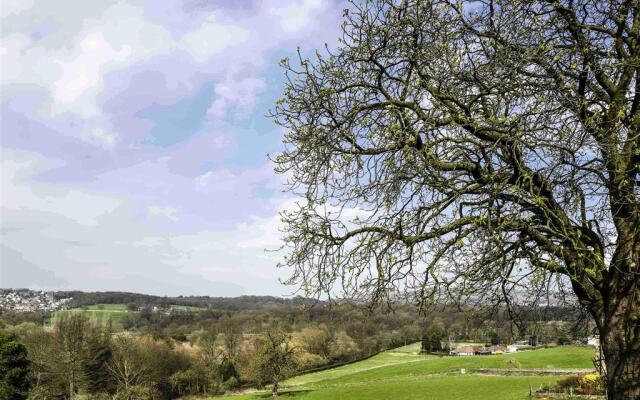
[223,345,595,400]
[180,305,209,312]
[50,303,133,329]
[49,303,207,329]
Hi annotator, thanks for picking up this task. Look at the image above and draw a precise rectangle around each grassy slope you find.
[255,376,561,400]
[51,303,132,328]
[227,345,595,400]
[312,347,594,387]
[50,303,208,329]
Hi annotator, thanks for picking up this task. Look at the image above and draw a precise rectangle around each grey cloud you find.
[0,245,68,288]
[1,153,281,296]
[0,0,345,296]
[85,273,246,297]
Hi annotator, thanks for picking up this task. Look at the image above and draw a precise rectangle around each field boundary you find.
[532,392,605,399]
[291,339,423,377]
[286,369,582,391]
[469,368,596,376]
[292,349,389,377]
[285,367,596,390]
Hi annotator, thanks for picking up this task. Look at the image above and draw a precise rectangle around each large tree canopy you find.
[272,1,639,398]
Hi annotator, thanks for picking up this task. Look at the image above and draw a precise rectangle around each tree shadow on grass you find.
[256,389,313,398]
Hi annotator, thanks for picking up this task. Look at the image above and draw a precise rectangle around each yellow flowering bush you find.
[553,374,604,395]
[582,373,600,382]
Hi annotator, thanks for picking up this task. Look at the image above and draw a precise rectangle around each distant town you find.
[0,288,72,312]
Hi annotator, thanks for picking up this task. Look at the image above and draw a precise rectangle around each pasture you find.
[224,345,596,400]
[49,303,209,330]
[50,303,133,329]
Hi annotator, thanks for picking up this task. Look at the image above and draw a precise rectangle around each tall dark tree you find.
[273,1,639,398]
[0,332,31,400]
[54,314,93,398]
[420,335,432,353]
[50,313,115,398]
[83,326,114,394]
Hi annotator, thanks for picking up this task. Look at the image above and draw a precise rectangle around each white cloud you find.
[180,15,249,63]
[0,33,33,82]
[208,75,266,120]
[1,151,124,226]
[1,2,247,126]
[0,0,35,19]
[52,32,134,117]
[147,204,179,222]
[87,127,117,148]
[267,0,327,32]
[1,0,343,151]
[0,0,346,296]
[0,148,290,295]
[160,205,288,281]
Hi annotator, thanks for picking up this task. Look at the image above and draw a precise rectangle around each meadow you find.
[225,344,596,400]
[50,303,133,329]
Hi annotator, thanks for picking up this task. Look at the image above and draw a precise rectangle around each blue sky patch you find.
[140,84,214,147]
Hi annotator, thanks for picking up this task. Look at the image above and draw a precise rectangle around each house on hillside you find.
[451,345,509,356]
[512,344,535,351]
[486,345,508,354]
[450,346,476,356]
[475,347,492,355]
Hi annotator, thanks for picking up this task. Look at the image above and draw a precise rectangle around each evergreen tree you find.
[420,335,431,353]
[429,331,443,352]
[0,332,31,400]
[83,327,114,394]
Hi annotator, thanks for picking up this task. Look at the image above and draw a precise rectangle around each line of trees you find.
[3,315,243,399]
[0,301,593,399]
[58,291,316,311]
[1,316,394,399]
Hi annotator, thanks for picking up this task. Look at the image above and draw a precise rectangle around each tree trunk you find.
[272,381,279,398]
[600,284,640,400]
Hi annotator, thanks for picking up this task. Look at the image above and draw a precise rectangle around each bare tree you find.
[108,336,149,391]
[251,331,297,398]
[272,1,639,398]
[221,319,243,361]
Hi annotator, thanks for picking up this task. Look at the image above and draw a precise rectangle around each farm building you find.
[486,345,508,354]
[506,345,519,353]
[450,345,513,356]
[511,344,535,351]
[450,346,477,356]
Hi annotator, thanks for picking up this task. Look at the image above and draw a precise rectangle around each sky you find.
[0,0,345,296]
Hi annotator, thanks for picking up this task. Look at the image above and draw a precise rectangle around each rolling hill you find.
[225,344,596,400]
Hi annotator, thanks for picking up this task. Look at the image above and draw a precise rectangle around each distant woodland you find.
[0,291,593,399]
